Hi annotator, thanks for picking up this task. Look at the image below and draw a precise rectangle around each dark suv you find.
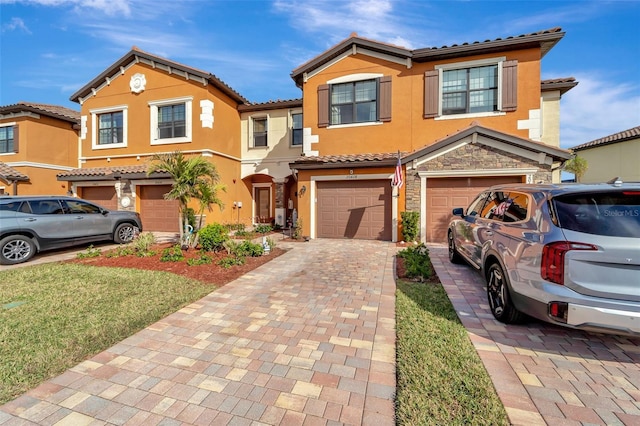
[447,181,640,335]
[0,196,142,265]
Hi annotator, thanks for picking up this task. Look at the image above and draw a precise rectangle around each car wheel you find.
[114,223,137,244]
[448,230,463,264]
[0,235,36,265]
[486,262,524,323]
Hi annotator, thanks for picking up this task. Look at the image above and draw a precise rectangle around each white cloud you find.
[1,17,31,33]
[560,74,640,149]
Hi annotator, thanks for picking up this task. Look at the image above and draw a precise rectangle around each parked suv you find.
[0,196,142,265]
[447,181,640,335]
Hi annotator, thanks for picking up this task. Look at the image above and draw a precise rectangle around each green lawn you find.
[395,278,509,425]
[0,263,214,404]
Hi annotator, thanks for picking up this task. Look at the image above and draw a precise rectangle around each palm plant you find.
[147,151,226,245]
[563,154,588,182]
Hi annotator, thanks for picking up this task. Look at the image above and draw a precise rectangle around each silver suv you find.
[0,196,142,265]
[447,181,640,335]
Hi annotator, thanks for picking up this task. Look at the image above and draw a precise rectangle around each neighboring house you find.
[238,99,303,227]
[289,28,575,242]
[56,47,303,232]
[0,102,79,195]
[569,125,640,183]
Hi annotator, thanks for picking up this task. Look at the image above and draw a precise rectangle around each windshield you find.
[553,191,640,237]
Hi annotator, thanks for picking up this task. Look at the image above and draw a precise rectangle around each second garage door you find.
[140,185,180,232]
[426,176,523,242]
[317,180,391,240]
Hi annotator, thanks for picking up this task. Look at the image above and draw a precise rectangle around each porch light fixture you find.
[299,185,306,197]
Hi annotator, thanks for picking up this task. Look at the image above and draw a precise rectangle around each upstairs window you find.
[442,65,498,115]
[331,79,377,125]
[292,113,303,146]
[318,75,391,128]
[158,104,186,139]
[149,97,192,145]
[0,125,16,153]
[98,111,124,145]
[91,106,128,149]
[253,117,267,148]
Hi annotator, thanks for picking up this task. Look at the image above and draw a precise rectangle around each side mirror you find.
[452,207,464,217]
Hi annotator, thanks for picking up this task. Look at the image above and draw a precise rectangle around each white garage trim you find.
[310,173,397,241]
[417,168,537,243]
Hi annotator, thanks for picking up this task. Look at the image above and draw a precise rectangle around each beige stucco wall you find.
[577,139,640,183]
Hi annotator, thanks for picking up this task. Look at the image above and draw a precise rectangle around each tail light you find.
[541,241,597,285]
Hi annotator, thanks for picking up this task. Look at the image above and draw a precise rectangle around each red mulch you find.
[69,243,287,286]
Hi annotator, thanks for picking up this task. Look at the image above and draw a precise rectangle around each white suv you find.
[447,181,640,335]
[0,196,142,265]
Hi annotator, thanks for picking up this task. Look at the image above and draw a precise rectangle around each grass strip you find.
[396,279,509,425]
[0,263,213,404]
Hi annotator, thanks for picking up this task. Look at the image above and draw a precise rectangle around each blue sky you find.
[1,0,639,149]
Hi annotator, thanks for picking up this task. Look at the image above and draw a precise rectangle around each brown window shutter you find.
[317,84,329,128]
[424,70,439,118]
[379,76,392,122]
[13,125,19,153]
[502,60,517,112]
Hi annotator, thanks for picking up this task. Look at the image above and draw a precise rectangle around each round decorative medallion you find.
[130,73,146,93]
[120,196,131,208]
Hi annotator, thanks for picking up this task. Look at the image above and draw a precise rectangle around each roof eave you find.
[289,158,397,170]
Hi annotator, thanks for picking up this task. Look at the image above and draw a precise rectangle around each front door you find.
[255,187,270,222]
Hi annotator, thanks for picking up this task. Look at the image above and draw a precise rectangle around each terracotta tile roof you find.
[238,98,302,112]
[570,125,640,151]
[0,102,80,123]
[541,77,578,95]
[57,165,154,179]
[0,161,29,181]
[291,152,404,169]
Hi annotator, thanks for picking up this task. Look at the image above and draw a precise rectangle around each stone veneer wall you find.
[405,143,553,213]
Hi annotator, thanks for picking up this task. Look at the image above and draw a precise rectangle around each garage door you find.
[426,176,522,242]
[140,185,180,232]
[82,186,117,211]
[317,180,391,240]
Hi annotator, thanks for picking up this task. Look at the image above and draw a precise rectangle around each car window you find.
[0,201,31,213]
[554,191,640,237]
[466,192,490,217]
[503,192,529,222]
[480,191,510,220]
[62,199,103,214]
[29,200,64,215]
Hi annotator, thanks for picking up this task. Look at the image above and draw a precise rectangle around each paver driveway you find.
[428,244,640,426]
[0,239,397,425]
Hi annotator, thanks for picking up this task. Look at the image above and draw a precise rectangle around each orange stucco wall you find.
[302,48,542,155]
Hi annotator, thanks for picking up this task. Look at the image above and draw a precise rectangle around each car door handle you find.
[24,218,37,222]
[75,216,85,220]
[485,231,493,236]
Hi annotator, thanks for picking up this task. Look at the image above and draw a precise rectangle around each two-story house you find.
[289,28,575,242]
[56,48,305,233]
[0,102,79,196]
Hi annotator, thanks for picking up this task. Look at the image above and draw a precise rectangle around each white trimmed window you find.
[149,97,193,145]
[291,111,303,146]
[90,106,128,149]
[250,116,268,148]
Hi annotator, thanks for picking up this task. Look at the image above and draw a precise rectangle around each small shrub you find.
[133,232,156,253]
[401,211,420,242]
[266,237,276,251]
[160,245,185,262]
[105,245,135,258]
[217,256,245,269]
[76,245,101,259]
[292,218,303,240]
[198,223,229,252]
[236,240,264,257]
[234,229,251,237]
[397,243,433,281]
[224,222,245,232]
[254,224,273,234]
[187,252,213,266]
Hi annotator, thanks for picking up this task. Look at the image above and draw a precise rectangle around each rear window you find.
[0,201,31,213]
[553,191,640,237]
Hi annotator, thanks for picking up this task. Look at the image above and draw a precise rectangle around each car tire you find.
[447,230,463,264]
[486,262,524,323]
[114,223,137,244]
[0,235,36,265]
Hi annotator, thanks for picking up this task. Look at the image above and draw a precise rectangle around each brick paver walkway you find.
[1,239,397,425]
[428,243,640,426]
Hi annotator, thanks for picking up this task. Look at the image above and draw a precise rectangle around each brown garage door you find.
[82,186,117,211]
[140,185,180,232]
[426,176,522,242]
[317,180,391,240]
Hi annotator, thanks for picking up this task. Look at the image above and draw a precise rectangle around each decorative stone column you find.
[273,178,286,227]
